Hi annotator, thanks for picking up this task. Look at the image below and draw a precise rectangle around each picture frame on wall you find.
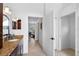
[12,20,21,29]
[40,22,42,30]
[12,21,16,29]
[17,20,21,29]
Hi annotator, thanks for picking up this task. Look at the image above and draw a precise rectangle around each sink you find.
[8,39,18,42]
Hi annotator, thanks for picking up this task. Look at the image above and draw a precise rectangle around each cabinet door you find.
[17,40,23,56]
[0,3,3,49]
[10,40,23,56]
[20,40,23,55]
[10,47,18,56]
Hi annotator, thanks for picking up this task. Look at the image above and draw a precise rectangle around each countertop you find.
[0,35,23,56]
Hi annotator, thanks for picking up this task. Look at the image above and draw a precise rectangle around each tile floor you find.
[27,38,46,56]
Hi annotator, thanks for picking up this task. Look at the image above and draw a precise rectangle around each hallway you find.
[27,38,46,56]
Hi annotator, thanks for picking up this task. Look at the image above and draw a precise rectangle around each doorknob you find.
[50,37,54,40]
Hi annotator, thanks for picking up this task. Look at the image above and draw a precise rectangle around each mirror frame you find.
[3,14,10,36]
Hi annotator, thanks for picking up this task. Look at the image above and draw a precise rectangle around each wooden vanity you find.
[0,3,3,49]
[0,35,23,56]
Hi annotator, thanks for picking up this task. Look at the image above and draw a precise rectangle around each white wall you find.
[77,4,79,53]
[69,13,75,49]
[3,3,44,54]
[38,18,42,46]
[61,13,75,49]
[61,16,70,49]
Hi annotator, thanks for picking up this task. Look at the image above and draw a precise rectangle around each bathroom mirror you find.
[3,14,10,37]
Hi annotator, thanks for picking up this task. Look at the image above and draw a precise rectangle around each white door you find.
[43,10,54,56]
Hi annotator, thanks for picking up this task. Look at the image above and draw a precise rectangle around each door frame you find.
[58,4,77,56]
[42,3,54,56]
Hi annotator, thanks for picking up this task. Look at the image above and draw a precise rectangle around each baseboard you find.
[55,49,61,52]
[61,48,75,51]
[22,53,28,56]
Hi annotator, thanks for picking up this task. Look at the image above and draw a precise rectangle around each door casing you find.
[58,4,77,56]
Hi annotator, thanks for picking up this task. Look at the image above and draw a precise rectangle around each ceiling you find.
[3,3,74,23]
[28,16,42,23]
[3,3,44,18]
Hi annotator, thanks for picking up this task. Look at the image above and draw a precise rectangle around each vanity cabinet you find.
[0,3,3,49]
[17,39,23,56]
[10,39,23,56]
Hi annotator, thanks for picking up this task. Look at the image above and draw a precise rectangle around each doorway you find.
[28,16,45,56]
[59,12,75,56]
